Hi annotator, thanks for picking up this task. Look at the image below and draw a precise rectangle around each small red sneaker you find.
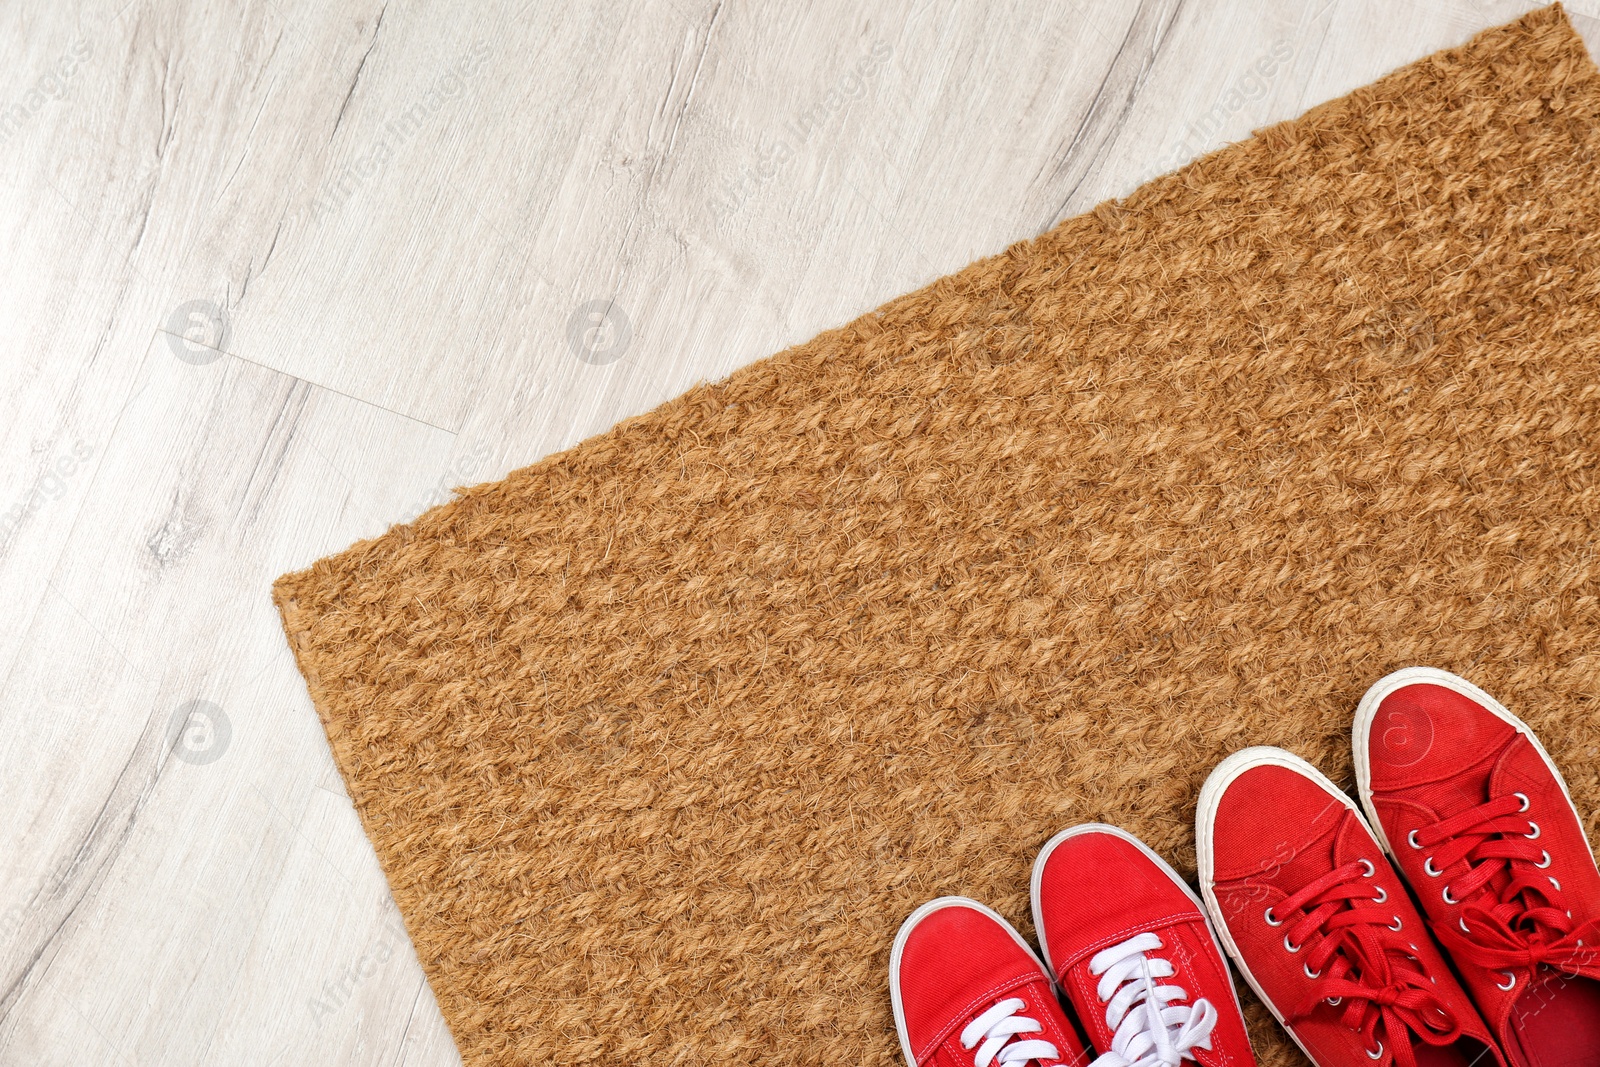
[891,897,1091,1067]
[1355,668,1600,1067]
[1197,747,1504,1067]
[1031,824,1256,1066]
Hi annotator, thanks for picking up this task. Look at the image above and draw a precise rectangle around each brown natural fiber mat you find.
[275,7,1600,1064]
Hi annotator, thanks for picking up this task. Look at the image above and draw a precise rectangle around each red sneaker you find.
[1031,824,1256,1066]
[1197,747,1504,1067]
[891,897,1090,1067]
[1355,668,1600,1067]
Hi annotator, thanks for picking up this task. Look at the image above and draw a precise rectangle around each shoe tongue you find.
[1263,802,1348,891]
[1485,734,1538,810]
[1331,809,1376,869]
[1417,753,1497,822]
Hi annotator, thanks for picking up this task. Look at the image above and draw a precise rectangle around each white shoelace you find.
[959,997,1061,1067]
[1087,931,1217,1067]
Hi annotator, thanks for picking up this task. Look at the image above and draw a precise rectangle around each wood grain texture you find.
[2,1,1597,1064]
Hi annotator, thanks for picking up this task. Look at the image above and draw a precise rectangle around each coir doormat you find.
[275,7,1600,1064]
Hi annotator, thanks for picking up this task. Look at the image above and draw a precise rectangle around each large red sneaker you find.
[1197,747,1504,1067]
[891,897,1091,1067]
[1031,824,1256,1066]
[1355,667,1600,1067]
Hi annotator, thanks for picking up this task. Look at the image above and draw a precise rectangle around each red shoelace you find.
[1413,792,1600,978]
[1273,859,1461,1067]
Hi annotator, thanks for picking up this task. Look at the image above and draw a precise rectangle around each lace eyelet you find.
[1407,829,1422,849]
[1537,850,1552,869]
[1304,961,1321,979]
[1326,995,1343,1006]
[1284,933,1302,954]
[1514,792,1530,813]
[1550,876,1562,892]
[1367,1040,1385,1060]
[1526,821,1542,841]
[1442,886,1459,905]
[1358,858,1375,877]
[1372,886,1388,904]
[1497,972,1517,991]
[1264,907,1282,927]
[1389,916,1403,931]
[1424,857,1443,877]
[1459,918,1470,934]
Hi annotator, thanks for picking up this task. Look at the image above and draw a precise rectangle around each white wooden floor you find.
[1,1,1595,1063]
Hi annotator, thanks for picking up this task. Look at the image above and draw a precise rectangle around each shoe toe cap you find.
[895,901,1046,1045]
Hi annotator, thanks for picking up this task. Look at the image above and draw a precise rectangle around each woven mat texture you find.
[275,8,1600,1064]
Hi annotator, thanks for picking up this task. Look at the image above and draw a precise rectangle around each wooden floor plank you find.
[2,1,1596,1063]
[0,336,458,1065]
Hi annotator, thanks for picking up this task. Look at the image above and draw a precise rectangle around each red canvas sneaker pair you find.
[891,825,1256,1067]
[1197,667,1600,1067]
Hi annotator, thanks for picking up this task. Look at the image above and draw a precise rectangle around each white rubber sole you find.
[1028,822,1247,1026]
[1195,746,1372,1067]
[887,896,1052,1067]
[1351,666,1589,861]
